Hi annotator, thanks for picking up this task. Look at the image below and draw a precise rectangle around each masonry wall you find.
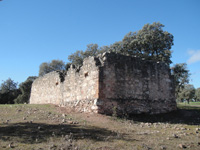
[30,52,177,115]
[62,57,100,112]
[30,72,63,105]
[30,57,101,112]
[97,53,176,115]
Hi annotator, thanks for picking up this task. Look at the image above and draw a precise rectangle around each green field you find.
[0,104,200,150]
[178,102,200,106]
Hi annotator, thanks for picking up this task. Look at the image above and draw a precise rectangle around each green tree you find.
[83,44,99,57]
[110,41,123,54]
[98,45,110,54]
[68,50,85,67]
[122,22,174,64]
[14,76,37,104]
[0,78,20,104]
[0,78,17,93]
[171,63,190,98]
[122,31,140,56]
[178,84,195,103]
[68,44,100,66]
[195,88,200,101]
[39,60,65,76]
[68,22,174,66]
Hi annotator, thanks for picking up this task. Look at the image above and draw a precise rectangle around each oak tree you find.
[39,60,65,76]
[171,63,190,98]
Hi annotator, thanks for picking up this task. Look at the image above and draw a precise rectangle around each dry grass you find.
[0,104,200,150]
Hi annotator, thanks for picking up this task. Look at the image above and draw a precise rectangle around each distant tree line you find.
[1,22,199,104]
[0,78,20,104]
[171,63,200,103]
[0,77,37,104]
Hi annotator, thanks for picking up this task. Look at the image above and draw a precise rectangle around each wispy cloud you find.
[187,49,200,64]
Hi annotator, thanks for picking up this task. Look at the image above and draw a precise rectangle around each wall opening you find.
[85,72,89,78]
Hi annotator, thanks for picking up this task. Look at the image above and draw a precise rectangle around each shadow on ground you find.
[128,106,200,125]
[0,122,128,144]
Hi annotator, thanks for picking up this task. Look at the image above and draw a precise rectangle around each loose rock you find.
[179,144,187,149]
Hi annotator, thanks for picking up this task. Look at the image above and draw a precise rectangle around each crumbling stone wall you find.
[30,72,63,105]
[30,57,101,112]
[97,53,176,115]
[30,52,177,115]
[62,57,100,112]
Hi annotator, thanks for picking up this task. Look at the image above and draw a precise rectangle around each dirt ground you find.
[0,104,200,150]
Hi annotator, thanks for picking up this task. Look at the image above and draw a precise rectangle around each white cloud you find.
[187,49,200,64]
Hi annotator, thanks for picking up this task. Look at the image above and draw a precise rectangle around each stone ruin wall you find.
[30,57,100,113]
[98,53,176,115]
[30,52,177,115]
[30,72,62,105]
[62,57,100,112]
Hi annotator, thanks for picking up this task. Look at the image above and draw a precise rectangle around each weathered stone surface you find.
[30,72,63,105]
[30,52,177,115]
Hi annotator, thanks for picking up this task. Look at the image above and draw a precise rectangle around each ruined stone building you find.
[30,52,177,115]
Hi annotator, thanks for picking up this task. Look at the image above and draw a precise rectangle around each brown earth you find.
[0,104,200,150]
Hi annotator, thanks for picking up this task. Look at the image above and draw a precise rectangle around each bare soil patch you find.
[0,104,200,150]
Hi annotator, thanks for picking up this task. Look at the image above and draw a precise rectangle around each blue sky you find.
[0,0,200,88]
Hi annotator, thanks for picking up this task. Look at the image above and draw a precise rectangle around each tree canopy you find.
[68,44,100,67]
[122,22,173,64]
[39,60,65,76]
[68,22,174,67]
[171,63,190,98]
[195,88,200,101]
[0,78,18,93]
[0,78,20,104]
[178,84,195,103]
[14,76,37,104]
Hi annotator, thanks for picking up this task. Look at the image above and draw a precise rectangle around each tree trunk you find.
[187,99,190,104]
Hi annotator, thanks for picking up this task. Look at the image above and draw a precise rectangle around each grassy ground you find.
[0,104,200,150]
[178,102,200,106]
